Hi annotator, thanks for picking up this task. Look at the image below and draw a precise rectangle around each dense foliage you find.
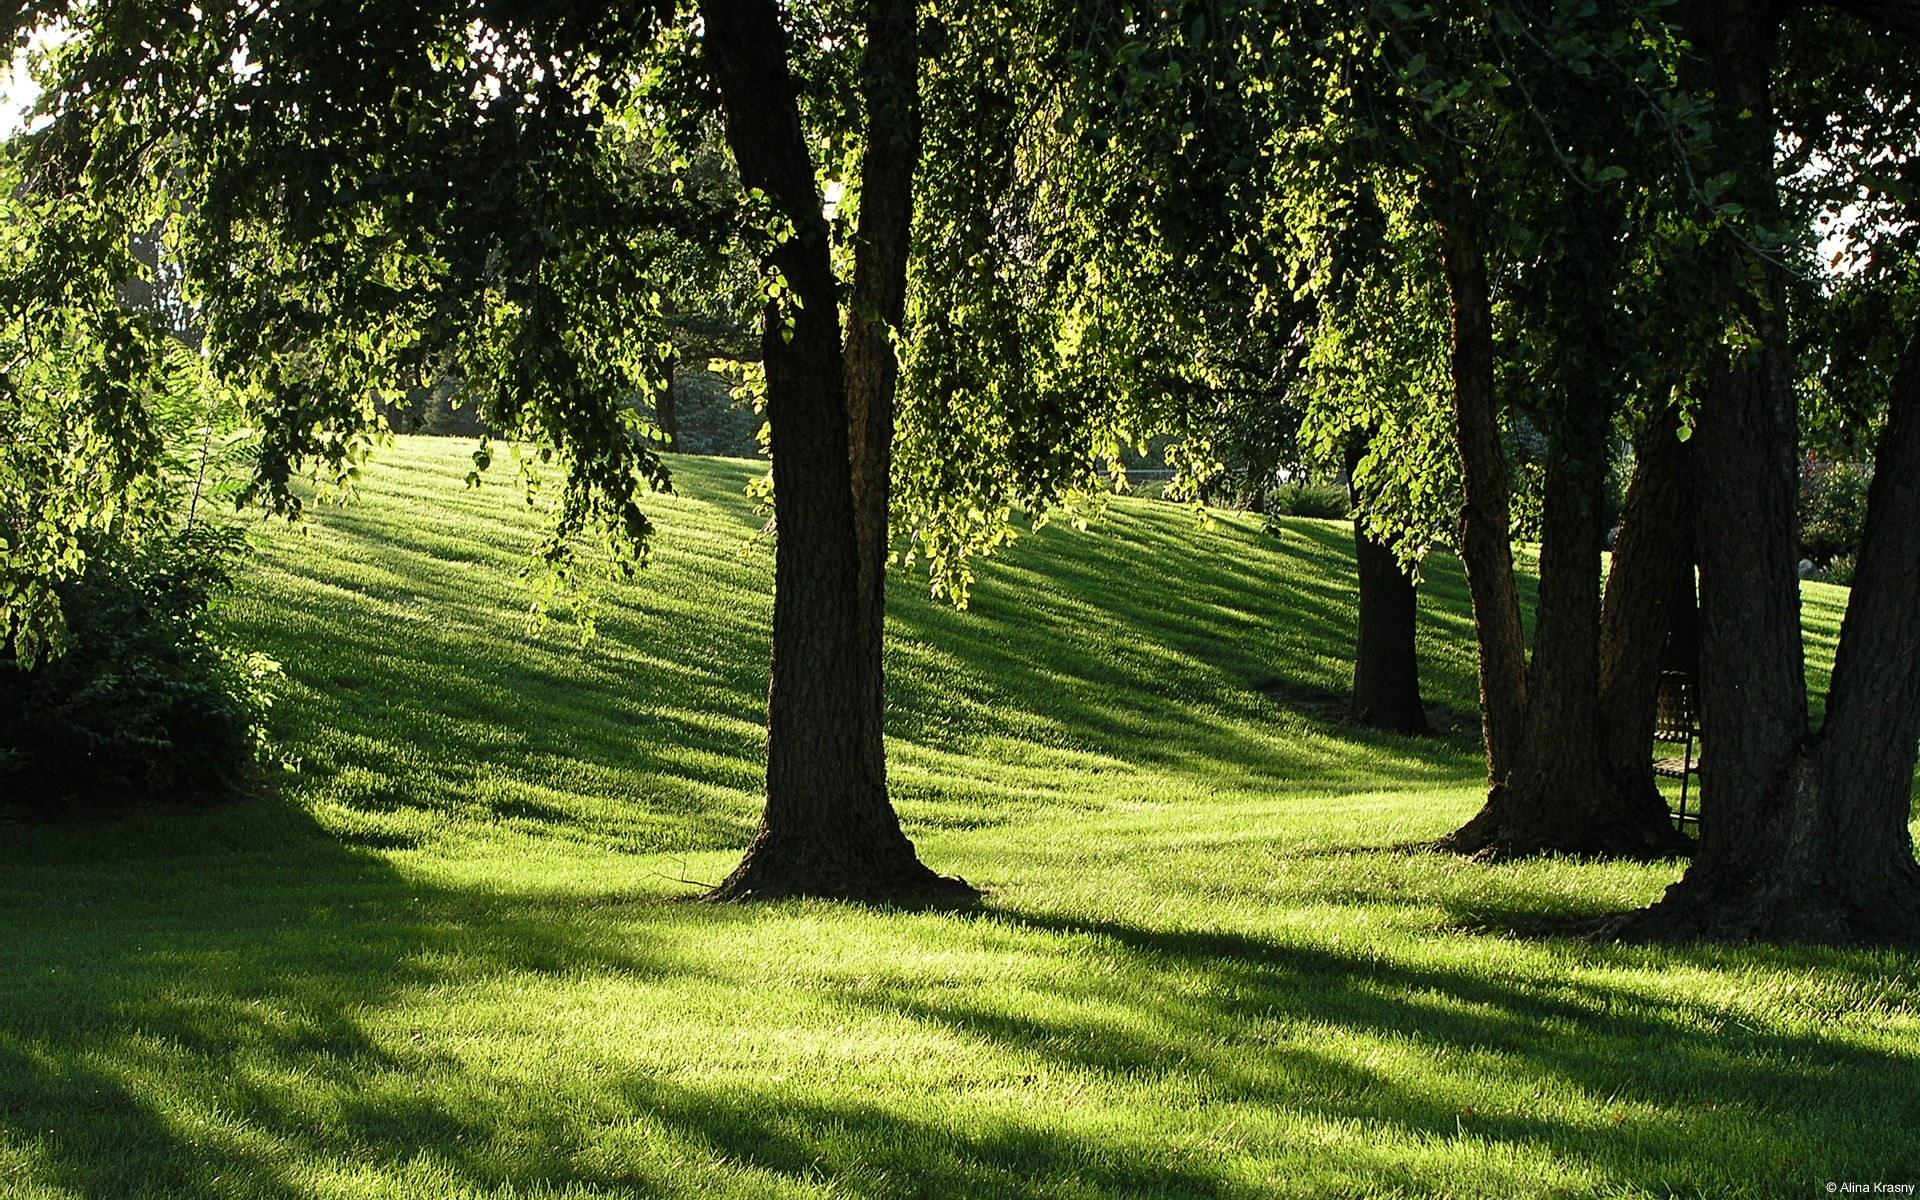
[1797,455,1873,567]
[0,526,276,817]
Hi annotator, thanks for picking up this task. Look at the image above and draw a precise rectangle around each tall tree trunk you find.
[843,0,919,823]
[1436,181,1693,859]
[1597,408,1695,818]
[1444,393,1693,858]
[700,0,972,903]
[1685,12,1811,850]
[1622,330,1920,942]
[1795,330,1920,933]
[1345,438,1429,734]
[1436,212,1528,784]
[1613,1,1920,943]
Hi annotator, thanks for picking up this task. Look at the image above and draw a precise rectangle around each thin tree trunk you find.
[1345,438,1429,734]
[658,351,680,452]
[1597,408,1695,817]
[843,0,919,818]
[1437,212,1528,784]
[700,0,972,903]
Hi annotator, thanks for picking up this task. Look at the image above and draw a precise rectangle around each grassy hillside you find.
[3,436,1915,1200]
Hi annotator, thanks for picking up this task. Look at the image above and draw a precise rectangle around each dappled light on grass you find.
[4,438,1914,1199]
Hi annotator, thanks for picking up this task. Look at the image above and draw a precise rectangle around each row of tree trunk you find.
[699,0,1918,944]
[1430,203,1694,862]
[1618,0,1920,941]
[1424,0,1920,941]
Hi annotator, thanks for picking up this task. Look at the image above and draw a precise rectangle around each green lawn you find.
[3,436,1916,1199]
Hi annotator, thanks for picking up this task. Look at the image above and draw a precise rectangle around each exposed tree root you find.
[1602,859,1920,946]
[1435,779,1694,863]
[706,835,980,906]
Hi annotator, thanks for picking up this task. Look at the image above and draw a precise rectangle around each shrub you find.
[1269,483,1351,520]
[0,527,278,818]
[1798,457,1872,565]
[1815,553,1857,588]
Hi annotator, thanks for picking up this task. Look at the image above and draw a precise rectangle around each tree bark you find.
[1797,330,1920,934]
[1620,330,1920,942]
[1436,212,1529,784]
[1442,389,1694,858]
[1612,0,1920,943]
[1597,408,1696,818]
[1345,438,1429,734]
[1435,181,1694,859]
[699,0,973,903]
[843,0,919,822]
[1246,469,1270,515]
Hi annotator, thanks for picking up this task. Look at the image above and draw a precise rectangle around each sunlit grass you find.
[3,436,1915,1199]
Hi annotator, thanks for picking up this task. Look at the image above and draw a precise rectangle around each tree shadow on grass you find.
[884,508,1495,807]
[0,801,741,1198]
[236,448,1500,871]
[906,906,1920,1192]
[5,801,1916,1199]
[0,803,1226,1199]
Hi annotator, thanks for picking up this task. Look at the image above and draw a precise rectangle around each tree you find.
[1291,181,1461,740]
[1271,1,1700,857]
[698,0,972,901]
[9,0,973,902]
[1614,3,1920,941]
[1595,409,1697,822]
[900,1,1443,735]
[1344,436,1429,733]
[1436,180,1693,859]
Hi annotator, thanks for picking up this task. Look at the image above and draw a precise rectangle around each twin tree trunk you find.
[1433,213,1690,860]
[1616,0,1920,942]
[1344,438,1429,734]
[1624,325,1920,942]
[701,0,972,903]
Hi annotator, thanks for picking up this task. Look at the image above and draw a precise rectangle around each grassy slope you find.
[2,436,1916,1200]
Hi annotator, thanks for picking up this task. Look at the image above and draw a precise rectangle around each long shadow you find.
[895,905,1920,1188]
[0,801,755,1198]
[6,796,1915,1197]
[227,447,1503,868]
[884,506,1498,805]
[0,801,1237,1198]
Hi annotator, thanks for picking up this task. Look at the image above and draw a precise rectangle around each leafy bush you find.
[1814,553,1857,588]
[0,527,278,818]
[1798,457,1872,565]
[1269,483,1351,520]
